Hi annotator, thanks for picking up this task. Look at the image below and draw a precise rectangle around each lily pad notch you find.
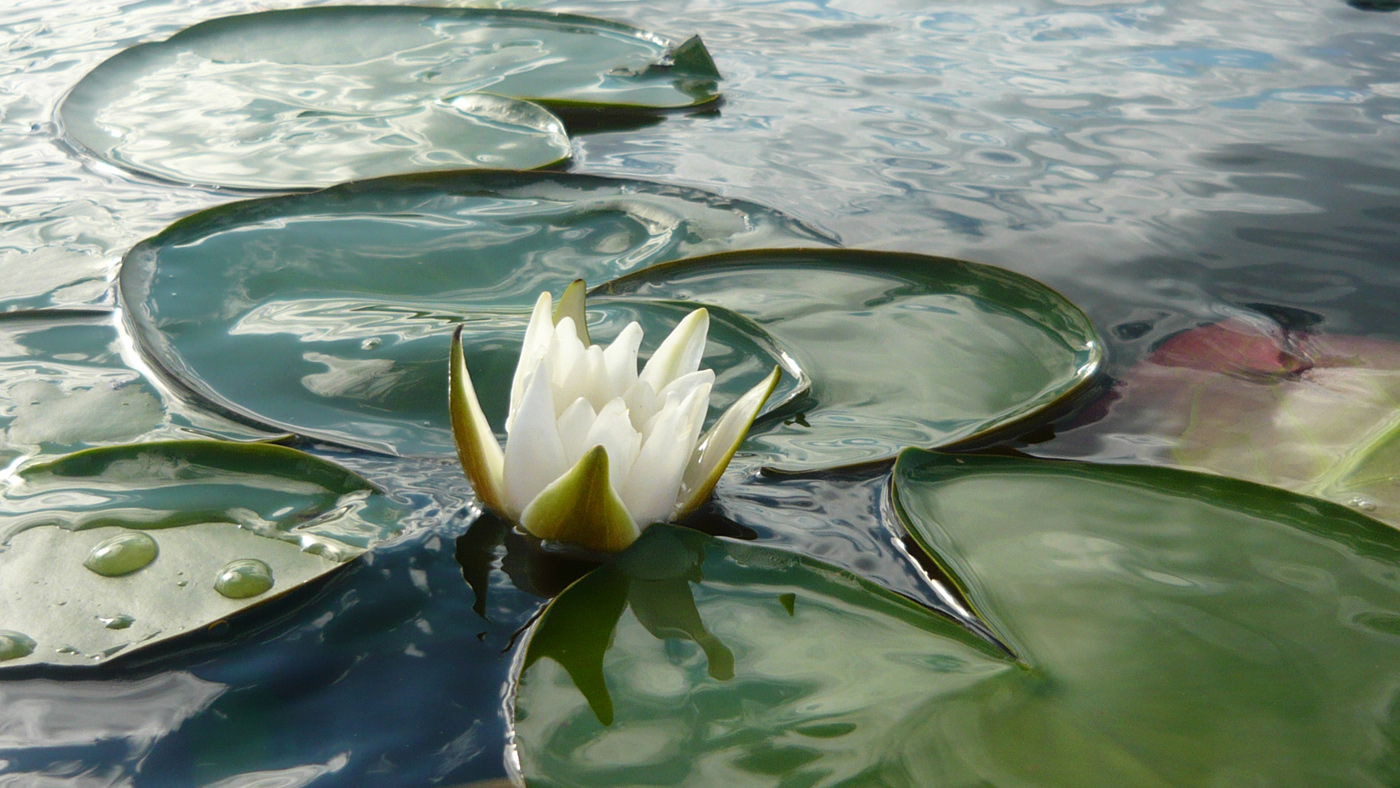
[59,6,724,189]
[0,440,407,669]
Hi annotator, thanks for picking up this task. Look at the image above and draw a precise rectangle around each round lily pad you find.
[120,172,831,456]
[0,313,166,466]
[891,450,1400,785]
[60,7,721,189]
[512,456,1400,786]
[0,440,407,669]
[596,249,1103,471]
[510,524,1012,787]
[70,89,569,191]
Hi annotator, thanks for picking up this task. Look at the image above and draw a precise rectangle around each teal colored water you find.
[2,0,1399,785]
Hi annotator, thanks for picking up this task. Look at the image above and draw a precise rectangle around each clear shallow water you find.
[2,0,1400,784]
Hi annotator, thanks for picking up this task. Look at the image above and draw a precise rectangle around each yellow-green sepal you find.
[553,278,590,346]
[520,445,641,553]
[676,365,781,516]
[449,324,508,513]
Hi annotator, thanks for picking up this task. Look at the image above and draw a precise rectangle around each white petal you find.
[621,383,710,526]
[560,344,612,412]
[623,378,659,432]
[646,369,715,431]
[639,308,709,393]
[676,366,781,517]
[603,322,643,397]
[556,396,597,463]
[547,317,588,412]
[449,326,506,513]
[507,292,555,433]
[582,398,642,487]
[502,360,568,517]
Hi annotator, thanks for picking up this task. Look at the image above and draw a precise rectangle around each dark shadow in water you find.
[455,508,756,618]
[1346,0,1398,11]
[555,108,669,137]
[553,98,722,137]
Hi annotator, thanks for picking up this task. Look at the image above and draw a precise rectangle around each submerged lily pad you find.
[1083,317,1400,527]
[121,172,830,456]
[0,440,406,668]
[597,249,1103,472]
[60,7,721,188]
[513,457,1400,786]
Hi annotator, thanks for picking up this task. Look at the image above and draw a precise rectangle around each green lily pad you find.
[1084,318,1400,528]
[890,450,1400,786]
[0,311,278,467]
[60,6,721,189]
[0,313,165,468]
[513,457,1400,786]
[121,172,830,456]
[597,249,1103,472]
[0,440,407,668]
[510,524,1015,787]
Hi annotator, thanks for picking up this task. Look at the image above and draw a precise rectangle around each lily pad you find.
[596,249,1103,472]
[121,172,831,456]
[891,450,1400,786]
[510,524,1014,787]
[0,311,277,467]
[60,7,721,189]
[1083,317,1400,527]
[513,456,1400,786]
[0,312,167,468]
[0,440,406,668]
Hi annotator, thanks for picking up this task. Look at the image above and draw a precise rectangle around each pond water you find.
[2,0,1399,785]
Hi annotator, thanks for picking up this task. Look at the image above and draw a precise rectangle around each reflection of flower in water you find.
[450,281,778,552]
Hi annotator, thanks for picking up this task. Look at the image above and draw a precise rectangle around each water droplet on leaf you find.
[83,532,159,577]
[214,559,274,599]
[1349,496,1378,512]
[0,631,36,661]
[98,614,134,630]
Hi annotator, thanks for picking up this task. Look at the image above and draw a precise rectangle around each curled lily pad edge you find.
[117,170,835,459]
[594,246,1108,474]
[888,447,1400,655]
[17,437,382,493]
[0,438,404,672]
[61,5,723,120]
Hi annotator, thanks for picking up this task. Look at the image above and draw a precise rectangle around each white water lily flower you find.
[449,280,780,553]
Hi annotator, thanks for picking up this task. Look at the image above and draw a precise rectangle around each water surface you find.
[3,0,1399,784]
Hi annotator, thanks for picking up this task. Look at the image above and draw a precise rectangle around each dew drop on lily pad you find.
[0,631,36,661]
[83,532,159,577]
[97,614,134,630]
[214,559,274,599]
